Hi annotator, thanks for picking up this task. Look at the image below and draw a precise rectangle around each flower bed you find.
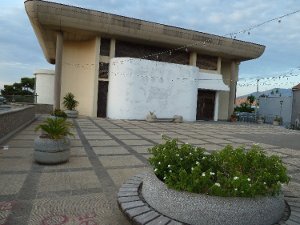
[148,137,289,198]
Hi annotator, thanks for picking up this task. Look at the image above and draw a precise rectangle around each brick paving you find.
[0,117,299,225]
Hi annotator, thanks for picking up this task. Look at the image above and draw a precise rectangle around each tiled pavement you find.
[0,117,300,225]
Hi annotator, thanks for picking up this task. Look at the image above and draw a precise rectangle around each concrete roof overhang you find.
[25,0,265,64]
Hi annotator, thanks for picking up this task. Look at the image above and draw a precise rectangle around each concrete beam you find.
[54,32,63,109]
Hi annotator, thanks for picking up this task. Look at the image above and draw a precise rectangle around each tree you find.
[247,95,256,106]
[1,77,35,96]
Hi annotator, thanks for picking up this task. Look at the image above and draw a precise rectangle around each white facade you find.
[34,69,55,105]
[107,58,229,121]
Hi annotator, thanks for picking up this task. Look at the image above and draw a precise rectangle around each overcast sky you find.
[0,0,300,96]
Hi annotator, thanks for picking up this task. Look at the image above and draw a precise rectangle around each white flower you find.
[210,172,215,175]
[202,172,206,177]
[241,191,244,193]
[247,178,251,182]
[163,176,166,180]
[180,158,183,160]
[185,142,189,145]
[234,176,239,180]
[263,182,266,185]
[158,162,161,165]
[163,147,166,151]
[176,154,179,157]
[202,157,206,160]
[196,161,200,165]
[169,170,172,173]
[168,165,171,168]
[161,133,163,137]
[214,183,221,187]
[191,167,194,171]
[154,168,158,172]
[194,149,197,152]
[189,152,192,155]
[234,188,238,191]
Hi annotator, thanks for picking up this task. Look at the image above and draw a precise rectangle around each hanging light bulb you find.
[248,31,251,35]
[278,19,281,23]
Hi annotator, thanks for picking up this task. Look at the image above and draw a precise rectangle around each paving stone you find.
[43,157,92,171]
[107,167,150,188]
[125,205,151,217]
[134,211,159,224]
[0,158,32,171]
[99,155,145,167]
[131,146,152,154]
[118,191,139,197]
[120,201,144,211]
[117,134,141,140]
[121,140,153,146]
[93,146,130,155]
[0,174,27,195]
[145,215,171,225]
[118,196,140,203]
[37,171,101,192]
[89,140,120,147]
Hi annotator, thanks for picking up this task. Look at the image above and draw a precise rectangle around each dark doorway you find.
[196,90,215,120]
[97,81,109,117]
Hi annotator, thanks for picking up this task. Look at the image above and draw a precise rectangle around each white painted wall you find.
[259,96,292,126]
[107,58,229,121]
[34,69,55,104]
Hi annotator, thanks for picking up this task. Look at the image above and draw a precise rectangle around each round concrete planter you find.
[65,110,78,118]
[34,136,71,164]
[142,172,285,225]
[273,121,280,126]
[146,114,157,122]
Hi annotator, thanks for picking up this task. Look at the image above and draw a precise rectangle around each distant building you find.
[291,83,300,128]
[25,0,265,121]
[34,69,55,105]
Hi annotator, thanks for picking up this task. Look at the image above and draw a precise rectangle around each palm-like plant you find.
[35,118,73,139]
[63,92,78,110]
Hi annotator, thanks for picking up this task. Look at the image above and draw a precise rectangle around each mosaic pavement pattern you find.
[0,117,299,225]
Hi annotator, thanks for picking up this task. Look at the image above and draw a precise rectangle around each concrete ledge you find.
[0,106,36,144]
[117,173,297,225]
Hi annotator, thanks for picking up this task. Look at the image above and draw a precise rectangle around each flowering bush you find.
[148,136,289,197]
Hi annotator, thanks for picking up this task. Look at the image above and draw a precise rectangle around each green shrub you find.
[51,109,67,118]
[148,136,289,197]
[63,92,78,111]
[35,118,73,139]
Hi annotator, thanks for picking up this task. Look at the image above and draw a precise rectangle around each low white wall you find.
[34,69,55,105]
[259,96,292,125]
[107,58,228,121]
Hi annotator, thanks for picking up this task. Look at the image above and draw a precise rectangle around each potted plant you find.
[34,117,73,164]
[230,113,237,122]
[63,92,79,118]
[51,109,67,118]
[146,111,157,122]
[273,116,282,126]
[143,137,289,225]
[257,116,265,124]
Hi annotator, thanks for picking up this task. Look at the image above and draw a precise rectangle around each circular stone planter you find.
[64,110,78,118]
[142,172,285,225]
[34,136,71,164]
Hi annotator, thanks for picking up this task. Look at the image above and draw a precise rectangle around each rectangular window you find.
[196,54,218,70]
[100,38,110,56]
[99,63,109,79]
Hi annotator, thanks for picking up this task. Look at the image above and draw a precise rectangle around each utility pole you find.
[256,79,260,120]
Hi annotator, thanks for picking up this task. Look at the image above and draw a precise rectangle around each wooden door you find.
[196,90,215,120]
[97,81,108,117]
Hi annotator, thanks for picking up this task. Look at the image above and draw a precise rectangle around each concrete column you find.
[214,91,219,121]
[54,32,63,109]
[228,61,238,118]
[110,38,116,58]
[189,52,197,66]
[217,57,222,73]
